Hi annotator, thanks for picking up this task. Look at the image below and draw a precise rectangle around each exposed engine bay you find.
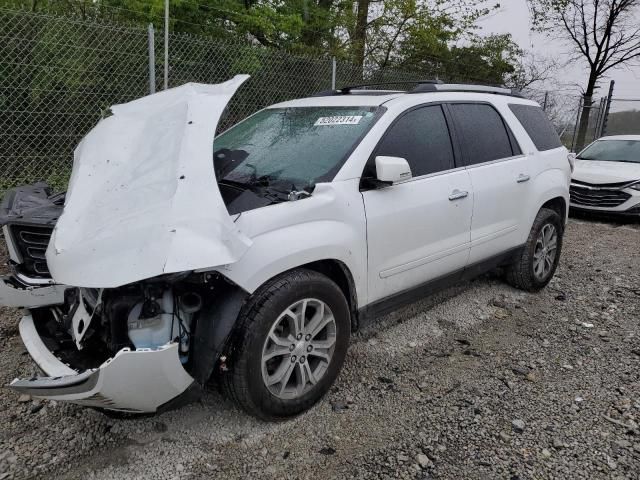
[43,275,207,370]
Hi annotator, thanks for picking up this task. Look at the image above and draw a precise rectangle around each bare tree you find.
[506,52,559,91]
[529,0,640,150]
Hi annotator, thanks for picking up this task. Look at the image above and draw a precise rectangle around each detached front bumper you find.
[0,274,67,308]
[9,315,195,413]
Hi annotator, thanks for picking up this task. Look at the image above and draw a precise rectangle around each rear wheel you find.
[223,269,350,420]
[505,207,563,292]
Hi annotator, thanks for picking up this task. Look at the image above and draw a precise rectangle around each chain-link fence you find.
[603,98,640,137]
[1,8,439,193]
[3,7,590,195]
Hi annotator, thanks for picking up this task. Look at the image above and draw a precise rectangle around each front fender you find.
[215,219,367,307]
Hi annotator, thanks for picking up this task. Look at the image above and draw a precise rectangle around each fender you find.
[210,180,369,307]
[214,219,367,307]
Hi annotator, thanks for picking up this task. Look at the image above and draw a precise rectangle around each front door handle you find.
[448,189,469,201]
[517,174,530,183]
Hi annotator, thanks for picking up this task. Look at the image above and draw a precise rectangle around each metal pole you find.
[594,97,606,138]
[570,97,583,152]
[331,56,336,90]
[147,24,156,94]
[164,0,169,90]
[600,80,615,137]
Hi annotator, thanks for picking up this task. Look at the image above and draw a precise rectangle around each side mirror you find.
[375,156,412,185]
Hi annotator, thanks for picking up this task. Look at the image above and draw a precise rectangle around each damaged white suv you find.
[1,76,571,419]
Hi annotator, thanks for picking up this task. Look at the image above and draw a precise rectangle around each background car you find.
[570,135,640,217]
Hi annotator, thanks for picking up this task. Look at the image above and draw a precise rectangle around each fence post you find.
[600,80,615,137]
[570,97,583,152]
[164,0,169,90]
[147,24,156,94]
[331,56,336,90]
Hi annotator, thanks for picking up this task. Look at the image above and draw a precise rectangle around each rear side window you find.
[373,105,455,177]
[509,104,562,151]
[449,103,518,166]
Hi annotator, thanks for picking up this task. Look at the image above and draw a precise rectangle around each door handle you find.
[448,189,469,201]
[517,174,530,183]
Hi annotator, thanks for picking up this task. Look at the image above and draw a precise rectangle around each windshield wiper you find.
[219,178,290,202]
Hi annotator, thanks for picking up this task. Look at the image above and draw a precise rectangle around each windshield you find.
[577,139,640,163]
[213,106,381,192]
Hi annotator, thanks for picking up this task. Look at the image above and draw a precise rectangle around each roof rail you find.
[313,80,523,98]
[314,80,443,97]
[410,83,523,97]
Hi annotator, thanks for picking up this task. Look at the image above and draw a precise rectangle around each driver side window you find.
[365,104,455,179]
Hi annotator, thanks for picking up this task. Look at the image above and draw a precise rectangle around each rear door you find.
[361,104,473,303]
[447,103,530,265]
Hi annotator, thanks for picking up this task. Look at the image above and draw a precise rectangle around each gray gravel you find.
[1,217,639,480]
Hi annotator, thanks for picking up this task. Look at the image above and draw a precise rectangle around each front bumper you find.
[9,315,195,413]
[569,185,640,215]
[0,274,67,308]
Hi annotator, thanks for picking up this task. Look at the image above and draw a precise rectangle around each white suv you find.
[0,76,571,419]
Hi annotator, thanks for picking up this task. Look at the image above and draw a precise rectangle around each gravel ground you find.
[1,217,639,480]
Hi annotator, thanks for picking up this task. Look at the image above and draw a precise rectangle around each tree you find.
[529,0,640,150]
[506,52,559,91]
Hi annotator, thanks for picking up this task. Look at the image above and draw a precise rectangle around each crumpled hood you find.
[573,160,640,185]
[46,75,252,288]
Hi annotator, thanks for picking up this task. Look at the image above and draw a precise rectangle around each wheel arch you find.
[540,196,567,226]
[299,259,359,331]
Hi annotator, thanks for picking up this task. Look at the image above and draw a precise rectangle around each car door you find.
[361,104,473,304]
[447,103,531,265]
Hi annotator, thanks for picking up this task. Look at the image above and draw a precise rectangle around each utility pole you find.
[164,0,169,90]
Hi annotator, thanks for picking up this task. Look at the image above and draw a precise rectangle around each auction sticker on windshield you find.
[314,115,363,126]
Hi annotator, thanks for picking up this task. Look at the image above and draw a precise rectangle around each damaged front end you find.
[0,183,67,308]
[3,76,253,413]
[10,272,245,413]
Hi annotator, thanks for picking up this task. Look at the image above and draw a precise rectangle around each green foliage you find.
[0,1,527,194]
[1,0,520,84]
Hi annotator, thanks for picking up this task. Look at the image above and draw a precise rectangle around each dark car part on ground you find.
[0,183,64,278]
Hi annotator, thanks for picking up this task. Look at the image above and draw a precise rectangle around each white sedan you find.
[570,135,640,217]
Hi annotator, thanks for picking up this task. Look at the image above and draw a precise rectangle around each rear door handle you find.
[517,174,530,183]
[448,189,469,201]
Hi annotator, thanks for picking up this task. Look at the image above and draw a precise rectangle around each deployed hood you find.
[46,76,252,288]
[573,159,640,185]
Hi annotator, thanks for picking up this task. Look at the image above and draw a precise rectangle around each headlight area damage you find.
[3,75,254,413]
[10,273,247,413]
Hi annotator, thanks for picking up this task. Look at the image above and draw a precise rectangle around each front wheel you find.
[505,207,563,292]
[222,269,350,420]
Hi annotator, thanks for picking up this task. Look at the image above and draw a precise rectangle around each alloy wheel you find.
[533,223,558,281]
[261,298,337,399]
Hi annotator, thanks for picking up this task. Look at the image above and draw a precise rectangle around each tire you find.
[505,207,563,292]
[222,268,350,420]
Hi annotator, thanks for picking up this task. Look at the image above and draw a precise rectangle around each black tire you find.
[505,208,563,292]
[222,268,350,420]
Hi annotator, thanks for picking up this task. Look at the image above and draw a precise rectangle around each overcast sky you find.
[478,0,640,107]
